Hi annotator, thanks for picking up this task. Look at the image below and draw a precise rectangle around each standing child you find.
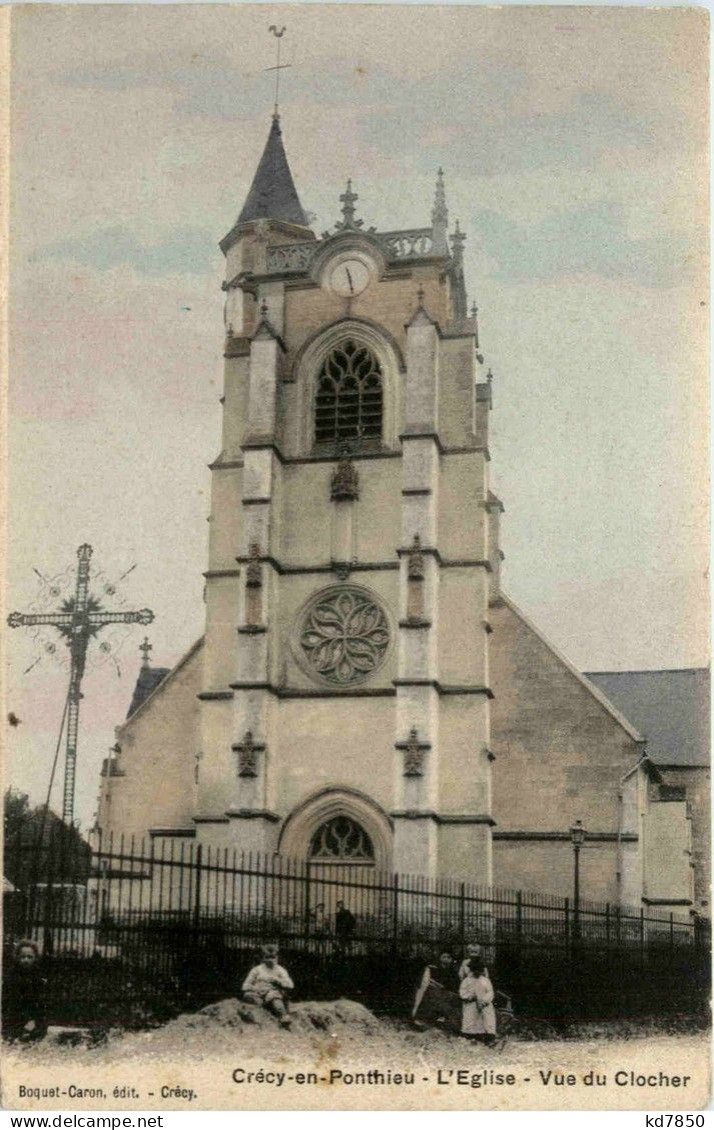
[242,944,294,1028]
[2,939,48,1044]
[459,957,497,1047]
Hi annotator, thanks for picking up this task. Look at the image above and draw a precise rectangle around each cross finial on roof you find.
[140,637,152,668]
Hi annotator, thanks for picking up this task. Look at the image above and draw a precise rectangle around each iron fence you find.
[3,829,710,1028]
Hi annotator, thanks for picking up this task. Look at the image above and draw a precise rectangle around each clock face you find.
[329,258,371,298]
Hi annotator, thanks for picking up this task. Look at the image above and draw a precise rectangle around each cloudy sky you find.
[6,4,709,830]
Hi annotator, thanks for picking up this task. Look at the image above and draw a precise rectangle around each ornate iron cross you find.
[7,543,154,826]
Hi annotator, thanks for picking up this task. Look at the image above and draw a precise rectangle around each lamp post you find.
[570,819,586,942]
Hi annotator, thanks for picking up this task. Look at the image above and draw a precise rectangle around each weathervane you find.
[7,544,154,826]
[266,25,290,118]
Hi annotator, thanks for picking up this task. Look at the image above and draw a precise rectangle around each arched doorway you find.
[279,788,393,938]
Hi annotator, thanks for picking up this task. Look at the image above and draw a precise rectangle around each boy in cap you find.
[242,944,294,1027]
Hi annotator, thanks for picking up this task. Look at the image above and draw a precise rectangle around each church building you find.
[96,115,701,913]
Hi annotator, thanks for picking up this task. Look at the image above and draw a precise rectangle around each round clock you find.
[329,258,371,298]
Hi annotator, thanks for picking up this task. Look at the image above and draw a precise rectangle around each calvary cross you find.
[8,543,154,826]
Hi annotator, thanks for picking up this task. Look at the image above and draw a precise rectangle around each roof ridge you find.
[585,667,709,676]
[499,594,646,744]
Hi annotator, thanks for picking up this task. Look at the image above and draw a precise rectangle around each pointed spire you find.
[431,168,449,254]
[432,168,448,224]
[450,219,466,265]
[450,220,467,319]
[335,179,363,231]
[236,115,309,227]
[471,302,480,349]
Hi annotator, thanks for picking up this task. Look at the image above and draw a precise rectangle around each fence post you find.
[564,896,570,953]
[193,844,203,928]
[303,861,311,942]
[515,890,523,943]
[640,906,646,968]
[44,822,56,957]
[605,902,610,945]
[392,873,399,956]
[459,882,466,947]
[669,911,675,955]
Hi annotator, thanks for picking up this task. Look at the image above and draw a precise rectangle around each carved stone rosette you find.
[295,585,390,686]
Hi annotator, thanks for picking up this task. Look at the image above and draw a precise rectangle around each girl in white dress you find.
[459,958,497,1046]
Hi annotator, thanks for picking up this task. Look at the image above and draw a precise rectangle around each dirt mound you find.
[101,998,386,1061]
[171,997,380,1036]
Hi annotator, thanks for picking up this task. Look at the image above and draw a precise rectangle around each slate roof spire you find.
[237,114,309,228]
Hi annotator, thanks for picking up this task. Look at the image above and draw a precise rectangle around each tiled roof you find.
[585,668,710,767]
[127,666,171,719]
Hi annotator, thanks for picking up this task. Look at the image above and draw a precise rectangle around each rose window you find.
[297,586,390,685]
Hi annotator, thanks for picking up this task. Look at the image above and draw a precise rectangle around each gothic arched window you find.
[314,339,383,448]
[308,815,375,862]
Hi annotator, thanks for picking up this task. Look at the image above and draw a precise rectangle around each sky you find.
[5,3,709,831]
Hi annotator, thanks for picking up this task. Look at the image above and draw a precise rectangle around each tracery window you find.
[314,339,383,447]
[308,815,375,862]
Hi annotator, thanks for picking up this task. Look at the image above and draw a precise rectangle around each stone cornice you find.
[211,444,488,467]
[225,808,281,823]
[493,830,638,843]
[208,457,244,471]
[390,810,496,826]
[392,679,494,698]
[234,554,399,576]
[395,545,491,571]
[230,682,396,699]
[149,827,196,838]
[642,897,693,906]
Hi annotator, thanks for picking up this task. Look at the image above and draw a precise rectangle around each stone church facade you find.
[96,116,700,913]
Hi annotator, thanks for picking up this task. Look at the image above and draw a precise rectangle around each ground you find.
[2,1000,711,1111]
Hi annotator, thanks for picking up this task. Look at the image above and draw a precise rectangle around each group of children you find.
[4,936,498,1047]
[413,943,502,1048]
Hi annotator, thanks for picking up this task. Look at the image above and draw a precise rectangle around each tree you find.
[3,788,91,889]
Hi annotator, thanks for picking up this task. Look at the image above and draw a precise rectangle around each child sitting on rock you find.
[242,944,294,1028]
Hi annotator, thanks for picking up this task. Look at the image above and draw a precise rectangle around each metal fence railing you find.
[3,830,710,1027]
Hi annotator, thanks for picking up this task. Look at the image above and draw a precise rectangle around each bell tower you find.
[196,114,498,882]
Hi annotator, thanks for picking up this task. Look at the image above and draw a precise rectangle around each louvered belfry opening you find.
[314,339,383,448]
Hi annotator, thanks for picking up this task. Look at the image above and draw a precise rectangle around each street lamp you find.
[570,819,586,940]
